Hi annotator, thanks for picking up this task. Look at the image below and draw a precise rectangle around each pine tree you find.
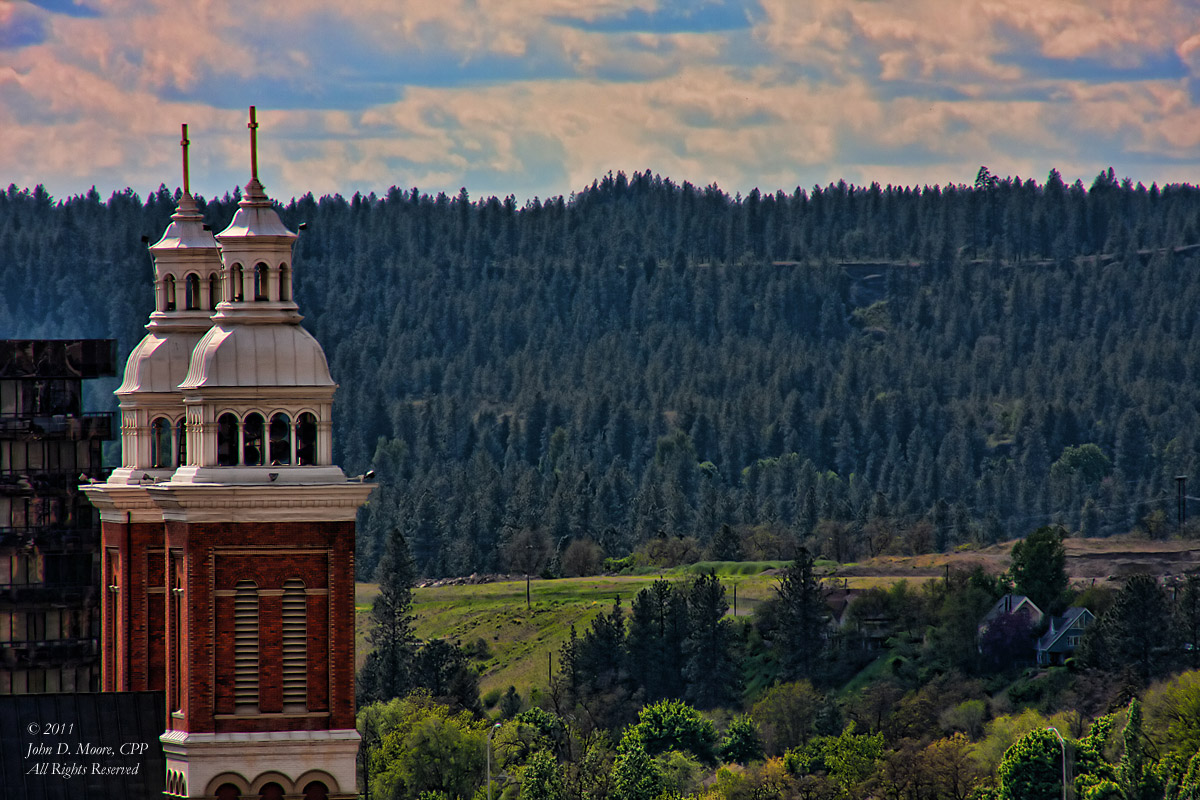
[626,579,689,701]
[683,573,739,708]
[775,548,829,680]
[709,523,742,561]
[357,527,419,705]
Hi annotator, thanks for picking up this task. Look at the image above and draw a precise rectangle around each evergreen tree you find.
[1080,573,1174,682]
[560,599,633,730]
[774,548,829,680]
[16,173,1200,580]
[708,523,742,561]
[625,579,688,701]
[411,638,482,714]
[358,527,419,705]
[1178,574,1200,670]
[682,573,739,708]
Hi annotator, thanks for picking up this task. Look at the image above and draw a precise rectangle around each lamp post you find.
[488,722,502,800]
[1046,726,1067,800]
[359,719,378,800]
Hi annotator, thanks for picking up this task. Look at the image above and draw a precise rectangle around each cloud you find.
[2,0,1199,204]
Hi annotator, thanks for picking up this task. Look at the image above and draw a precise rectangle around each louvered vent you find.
[234,581,259,712]
[281,578,307,711]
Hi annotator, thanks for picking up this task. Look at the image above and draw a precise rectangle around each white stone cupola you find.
[174,107,342,485]
[109,124,222,484]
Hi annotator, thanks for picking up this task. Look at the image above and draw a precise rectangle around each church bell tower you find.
[85,110,371,800]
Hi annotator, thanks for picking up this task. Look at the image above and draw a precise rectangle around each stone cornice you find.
[160,728,358,746]
[80,484,165,523]
[180,386,335,403]
[146,482,374,523]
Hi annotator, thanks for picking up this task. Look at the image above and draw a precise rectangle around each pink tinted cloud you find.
[2,0,1199,202]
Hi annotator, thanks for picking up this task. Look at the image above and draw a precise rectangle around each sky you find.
[3,0,1200,204]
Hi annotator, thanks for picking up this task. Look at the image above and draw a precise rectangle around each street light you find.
[359,719,379,800]
[1046,726,1067,800]
[488,722,502,800]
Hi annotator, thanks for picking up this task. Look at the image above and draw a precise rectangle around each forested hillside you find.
[5,168,1200,578]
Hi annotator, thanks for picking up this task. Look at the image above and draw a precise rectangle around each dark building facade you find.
[0,339,116,693]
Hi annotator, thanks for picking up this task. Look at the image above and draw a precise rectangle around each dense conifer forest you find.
[6,168,1200,579]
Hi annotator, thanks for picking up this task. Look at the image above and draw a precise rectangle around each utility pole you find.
[526,540,533,610]
[487,722,501,800]
[1178,476,1188,532]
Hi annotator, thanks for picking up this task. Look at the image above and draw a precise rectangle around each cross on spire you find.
[180,124,190,196]
[248,105,259,181]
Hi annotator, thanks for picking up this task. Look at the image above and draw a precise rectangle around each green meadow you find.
[355,562,791,698]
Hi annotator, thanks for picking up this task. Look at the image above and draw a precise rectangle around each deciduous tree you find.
[1010,526,1068,613]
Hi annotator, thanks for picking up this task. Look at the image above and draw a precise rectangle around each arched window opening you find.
[217,414,239,467]
[303,781,329,800]
[208,272,221,309]
[243,413,265,466]
[185,273,201,310]
[296,413,317,466]
[279,263,291,301]
[260,783,285,800]
[164,275,177,311]
[254,262,270,301]
[176,418,187,466]
[231,264,244,302]
[269,413,291,465]
[282,578,307,711]
[215,785,240,800]
[233,580,259,714]
[150,417,172,468]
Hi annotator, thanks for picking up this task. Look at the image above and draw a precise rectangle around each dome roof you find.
[150,193,219,252]
[215,178,297,241]
[179,323,335,389]
[117,331,206,396]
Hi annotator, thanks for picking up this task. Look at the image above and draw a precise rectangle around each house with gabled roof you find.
[978,593,1043,637]
[1036,607,1095,666]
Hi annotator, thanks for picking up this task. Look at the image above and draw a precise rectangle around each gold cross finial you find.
[248,105,259,180]
[180,124,190,196]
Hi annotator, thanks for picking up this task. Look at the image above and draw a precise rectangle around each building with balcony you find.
[0,338,116,693]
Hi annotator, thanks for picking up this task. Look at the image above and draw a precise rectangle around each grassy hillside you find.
[356,563,788,698]
[355,536,1200,700]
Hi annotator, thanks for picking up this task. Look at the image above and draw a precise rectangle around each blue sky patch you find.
[27,0,100,18]
[554,0,758,34]
[1009,50,1189,83]
[0,8,46,49]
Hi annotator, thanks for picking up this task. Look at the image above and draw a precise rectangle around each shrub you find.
[636,536,704,568]
[631,699,718,763]
[720,715,765,764]
[604,555,637,573]
[562,539,605,577]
